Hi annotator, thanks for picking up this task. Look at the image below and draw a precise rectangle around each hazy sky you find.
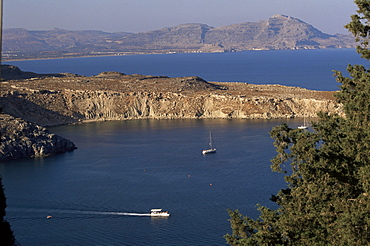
[4,0,357,34]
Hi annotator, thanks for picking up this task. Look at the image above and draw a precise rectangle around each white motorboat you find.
[202,131,216,154]
[150,209,170,217]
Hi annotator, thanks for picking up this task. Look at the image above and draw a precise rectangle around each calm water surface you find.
[8,49,366,91]
[0,119,305,245]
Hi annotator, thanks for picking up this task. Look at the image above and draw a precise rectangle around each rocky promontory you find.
[0,66,341,161]
[0,69,340,126]
[0,114,76,161]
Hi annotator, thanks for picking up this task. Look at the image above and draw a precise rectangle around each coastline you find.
[2,47,353,62]
[3,50,220,62]
[0,66,341,161]
[0,71,340,127]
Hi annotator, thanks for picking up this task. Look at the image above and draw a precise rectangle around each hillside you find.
[0,66,340,126]
[0,65,341,160]
[3,15,355,60]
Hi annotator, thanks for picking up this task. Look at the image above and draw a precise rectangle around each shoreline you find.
[2,47,354,62]
[0,72,340,127]
[0,67,340,161]
[3,50,221,62]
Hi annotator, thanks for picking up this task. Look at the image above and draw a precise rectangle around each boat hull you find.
[202,149,216,154]
[150,213,170,217]
[150,209,170,217]
[298,126,308,129]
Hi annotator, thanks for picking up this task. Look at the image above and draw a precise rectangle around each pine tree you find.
[225,1,370,244]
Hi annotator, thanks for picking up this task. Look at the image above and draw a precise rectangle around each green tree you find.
[225,1,370,245]
[0,176,15,246]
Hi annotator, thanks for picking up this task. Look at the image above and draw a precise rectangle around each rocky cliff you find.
[0,70,340,126]
[0,67,342,161]
[0,114,76,161]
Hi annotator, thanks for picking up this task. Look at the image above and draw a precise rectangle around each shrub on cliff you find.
[225,1,370,245]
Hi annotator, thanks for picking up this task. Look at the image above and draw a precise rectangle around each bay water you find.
[1,119,292,245]
[1,49,368,245]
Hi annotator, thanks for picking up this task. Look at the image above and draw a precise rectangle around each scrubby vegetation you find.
[225,1,370,245]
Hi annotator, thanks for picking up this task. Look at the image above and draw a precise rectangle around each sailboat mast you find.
[209,131,213,149]
[202,131,216,154]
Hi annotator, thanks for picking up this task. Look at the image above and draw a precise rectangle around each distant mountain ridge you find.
[3,14,355,60]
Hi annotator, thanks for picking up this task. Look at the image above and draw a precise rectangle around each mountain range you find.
[3,14,356,60]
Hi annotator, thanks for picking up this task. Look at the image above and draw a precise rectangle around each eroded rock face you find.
[0,70,342,161]
[0,73,341,126]
[0,114,76,161]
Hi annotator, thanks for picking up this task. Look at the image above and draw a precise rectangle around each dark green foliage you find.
[0,176,15,246]
[345,0,370,59]
[225,1,370,245]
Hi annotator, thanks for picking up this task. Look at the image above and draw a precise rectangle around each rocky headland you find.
[0,114,76,161]
[0,65,341,161]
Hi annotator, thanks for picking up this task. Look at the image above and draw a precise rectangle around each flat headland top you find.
[1,70,336,100]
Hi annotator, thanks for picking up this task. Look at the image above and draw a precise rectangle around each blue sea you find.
[8,49,366,91]
[1,49,368,245]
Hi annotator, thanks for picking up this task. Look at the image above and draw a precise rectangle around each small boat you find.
[202,131,216,154]
[150,209,170,217]
[298,115,308,129]
[297,125,308,129]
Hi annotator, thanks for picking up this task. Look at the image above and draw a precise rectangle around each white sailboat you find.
[202,131,216,154]
[298,115,308,129]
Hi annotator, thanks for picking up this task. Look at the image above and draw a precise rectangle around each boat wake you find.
[96,211,152,217]
[60,210,154,217]
[8,208,156,218]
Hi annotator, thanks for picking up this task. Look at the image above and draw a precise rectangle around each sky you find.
[4,0,357,34]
